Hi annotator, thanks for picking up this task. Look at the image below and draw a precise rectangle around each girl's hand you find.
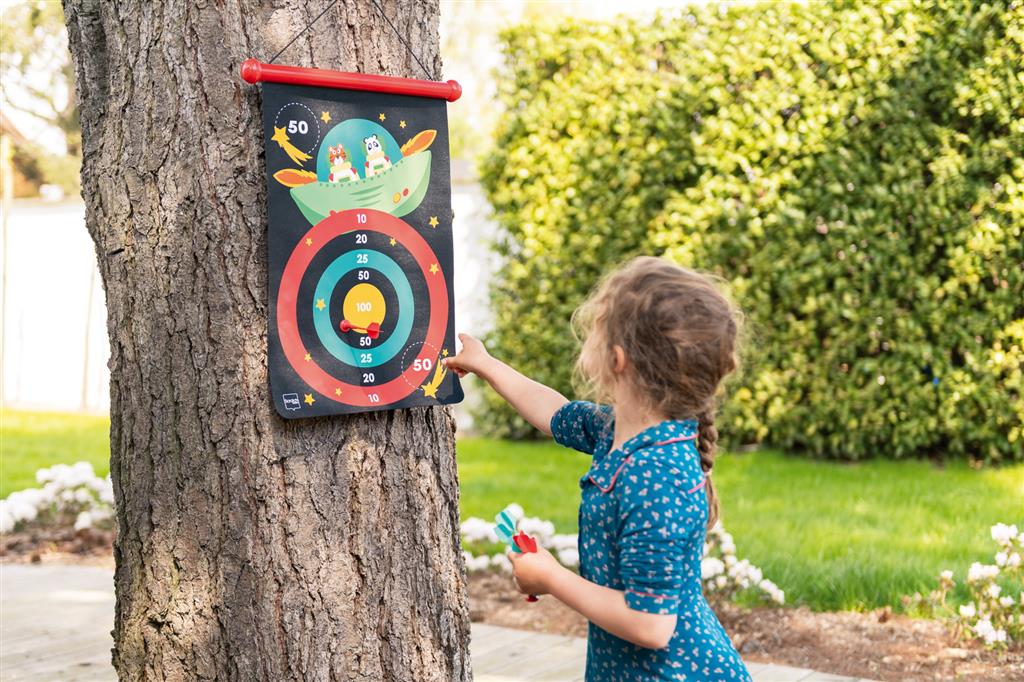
[509,546,564,596]
[442,333,493,378]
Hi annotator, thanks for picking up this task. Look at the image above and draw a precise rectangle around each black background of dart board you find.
[260,81,463,419]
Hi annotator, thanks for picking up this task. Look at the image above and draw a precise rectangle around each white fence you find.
[1,166,496,417]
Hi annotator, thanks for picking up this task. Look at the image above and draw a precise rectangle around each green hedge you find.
[477,0,1024,462]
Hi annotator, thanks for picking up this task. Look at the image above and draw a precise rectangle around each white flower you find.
[759,579,785,605]
[1008,553,1021,568]
[967,562,999,583]
[98,477,115,505]
[701,557,725,579]
[504,503,524,521]
[986,584,1001,599]
[459,517,497,544]
[999,596,1015,608]
[90,506,112,522]
[995,552,1008,567]
[549,534,579,552]
[0,504,15,534]
[973,617,994,638]
[464,554,491,573]
[959,603,976,619]
[73,511,93,530]
[940,569,954,581]
[557,548,579,567]
[518,517,555,541]
[991,523,1018,545]
[714,575,728,590]
[490,553,512,574]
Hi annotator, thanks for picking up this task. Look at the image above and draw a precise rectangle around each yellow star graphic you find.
[315,298,326,311]
[378,113,386,122]
[304,352,312,362]
[305,237,313,247]
[335,387,342,397]
[321,111,331,123]
[429,263,440,275]
[428,216,439,228]
[442,348,449,357]
[400,120,407,128]
[304,393,315,406]
[389,237,397,246]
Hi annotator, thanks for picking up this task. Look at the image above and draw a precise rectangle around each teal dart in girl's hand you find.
[494,505,539,601]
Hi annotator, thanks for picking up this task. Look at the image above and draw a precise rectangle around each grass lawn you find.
[4,409,1021,612]
[1,409,110,498]
[458,437,1024,612]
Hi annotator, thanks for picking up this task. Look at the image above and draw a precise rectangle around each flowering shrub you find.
[0,462,115,534]
[460,504,783,605]
[701,524,785,605]
[905,523,1023,649]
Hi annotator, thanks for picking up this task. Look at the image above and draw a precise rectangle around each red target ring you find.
[277,209,448,407]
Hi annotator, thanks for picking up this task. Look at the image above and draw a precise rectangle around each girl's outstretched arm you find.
[442,333,568,435]
[511,548,677,649]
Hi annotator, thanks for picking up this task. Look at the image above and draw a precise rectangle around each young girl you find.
[444,257,750,681]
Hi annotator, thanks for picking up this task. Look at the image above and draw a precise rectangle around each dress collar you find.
[585,418,699,493]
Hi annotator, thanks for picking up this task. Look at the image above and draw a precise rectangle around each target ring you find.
[278,209,448,407]
[312,249,415,368]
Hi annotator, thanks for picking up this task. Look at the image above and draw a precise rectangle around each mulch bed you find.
[2,527,116,566]
[5,532,1021,680]
[469,573,1023,682]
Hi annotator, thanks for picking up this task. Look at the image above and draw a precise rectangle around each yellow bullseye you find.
[343,283,386,333]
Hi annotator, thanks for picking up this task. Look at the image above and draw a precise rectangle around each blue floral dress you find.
[550,400,751,682]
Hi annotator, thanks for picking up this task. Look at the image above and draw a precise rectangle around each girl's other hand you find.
[509,546,564,596]
[442,333,492,378]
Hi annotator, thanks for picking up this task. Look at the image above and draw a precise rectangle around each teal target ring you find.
[312,249,415,368]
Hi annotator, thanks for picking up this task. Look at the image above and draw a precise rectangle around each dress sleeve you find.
[548,400,611,455]
[618,459,706,614]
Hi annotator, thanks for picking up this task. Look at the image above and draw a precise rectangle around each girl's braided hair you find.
[573,256,741,529]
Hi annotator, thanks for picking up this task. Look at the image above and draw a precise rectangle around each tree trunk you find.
[62,1,470,680]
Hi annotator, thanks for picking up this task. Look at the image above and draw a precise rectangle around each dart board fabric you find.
[260,81,463,418]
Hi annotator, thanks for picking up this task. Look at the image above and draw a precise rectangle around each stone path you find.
[1,564,871,681]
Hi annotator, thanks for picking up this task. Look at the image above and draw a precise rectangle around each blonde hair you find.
[572,256,741,529]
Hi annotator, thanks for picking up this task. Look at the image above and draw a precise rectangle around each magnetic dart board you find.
[244,60,464,418]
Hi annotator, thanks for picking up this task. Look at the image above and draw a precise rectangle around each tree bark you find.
[62,1,470,680]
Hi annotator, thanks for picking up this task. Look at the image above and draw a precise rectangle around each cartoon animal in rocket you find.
[362,135,393,178]
[327,144,359,184]
[272,118,437,223]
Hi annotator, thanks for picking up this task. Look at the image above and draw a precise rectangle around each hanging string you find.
[267,0,435,80]
[268,0,341,64]
[366,0,434,79]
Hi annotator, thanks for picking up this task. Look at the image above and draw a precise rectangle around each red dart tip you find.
[340,319,352,333]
